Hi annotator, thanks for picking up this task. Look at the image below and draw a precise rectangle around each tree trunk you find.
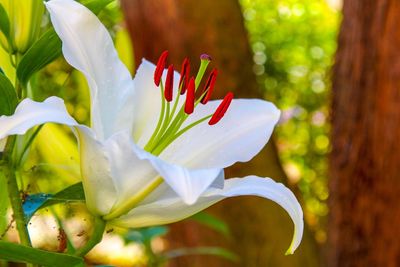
[121,1,319,266]
[329,1,400,266]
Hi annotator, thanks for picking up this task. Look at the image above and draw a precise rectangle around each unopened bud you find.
[0,0,45,54]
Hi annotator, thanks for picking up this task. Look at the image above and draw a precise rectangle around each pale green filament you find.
[195,58,211,89]
[103,177,164,220]
[144,58,213,155]
[151,114,212,156]
[143,81,167,151]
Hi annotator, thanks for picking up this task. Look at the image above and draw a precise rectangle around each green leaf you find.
[0,4,10,38]
[17,0,114,86]
[43,182,85,206]
[0,73,18,116]
[0,241,84,267]
[16,29,62,86]
[189,212,231,237]
[81,0,115,14]
[163,246,239,262]
[22,183,85,221]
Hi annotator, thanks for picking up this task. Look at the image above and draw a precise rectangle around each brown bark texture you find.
[121,0,319,266]
[329,1,400,267]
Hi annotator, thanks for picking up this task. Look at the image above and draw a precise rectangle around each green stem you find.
[74,217,105,257]
[1,136,31,247]
[14,54,23,99]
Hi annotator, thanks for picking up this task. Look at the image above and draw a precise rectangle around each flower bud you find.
[0,0,44,54]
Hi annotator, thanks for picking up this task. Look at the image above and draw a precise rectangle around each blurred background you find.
[2,0,400,266]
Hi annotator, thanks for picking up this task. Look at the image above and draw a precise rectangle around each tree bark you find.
[329,1,400,266]
[121,1,319,266]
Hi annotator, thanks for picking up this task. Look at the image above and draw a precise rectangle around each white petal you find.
[46,0,135,140]
[102,131,220,206]
[132,60,184,147]
[112,176,303,254]
[74,126,117,216]
[0,96,116,216]
[0,97,77,139]
[148,155,221,204]
[160,99,280,169]
[103,132,159,208]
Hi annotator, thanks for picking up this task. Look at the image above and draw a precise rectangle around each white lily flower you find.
[0,0,303,254]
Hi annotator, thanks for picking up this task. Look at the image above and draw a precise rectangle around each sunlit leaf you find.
[0,241,84,267]
[35,124,80,183]
[0,73,18,116]
[116,27,134,73]
[0,46,15,81]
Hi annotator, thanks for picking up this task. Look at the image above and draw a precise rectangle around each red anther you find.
[185,77,196,114]
[179,58,190,94]
[201,69,218,104]
[209,92,234,125]
[154,50,169,86]
[164,64,174,102]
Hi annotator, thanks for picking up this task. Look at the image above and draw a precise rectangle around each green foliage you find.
[190,212,231,237]
[240,0,339,240]
[0,73,17,116]
[0,241,84,267]
[17,29,62,87]
[80,0,115,15]
[0,4,10,39]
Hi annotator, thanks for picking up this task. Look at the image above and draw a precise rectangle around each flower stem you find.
[74,216,105,257]
[0,136,31,247]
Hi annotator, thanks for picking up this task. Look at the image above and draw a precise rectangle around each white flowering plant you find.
[0,0,303,266]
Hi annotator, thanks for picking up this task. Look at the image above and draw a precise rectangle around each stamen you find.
[184,77,196,114]
[179,58,190,94]
[209,92,234,125]
[164,64,174,102]
[201,68,218,104]
[154,50,169,86]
